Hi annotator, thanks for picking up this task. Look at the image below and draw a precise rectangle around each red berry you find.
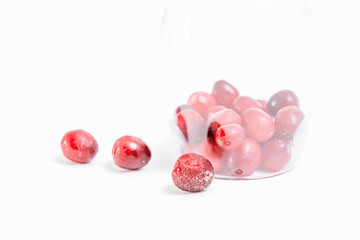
[257,99,270,114]
[215,124,246,150]
[195,139,225,173]
[172,153,214,192]
[207,109,242,138]
[212,80,239,107]
[61,130,98,164]
[275,106,304,139]
[261,138,292,172]
[112,136,151,170]
[188,92,217,117]
[176,109,206,143]
[242,108,275,142]
[227,138,262,176]
[205,105,227,121]
[175,104,194,115]
[231,96,263,116]
[268,90,300,116]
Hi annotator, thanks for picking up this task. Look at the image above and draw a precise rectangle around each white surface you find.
[0,0,359,239]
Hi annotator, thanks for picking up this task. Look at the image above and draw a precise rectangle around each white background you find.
[0,0,359,239]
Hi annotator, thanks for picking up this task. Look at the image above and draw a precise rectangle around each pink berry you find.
[257,99,270,114]
[215,124,246,150]
[231,96,263,116]
[242,108,275,142]
[212,80,239,107]
[176,109,206,144]
[207,109,242,138]
[195,139,225,173]
[268,90,300,116]
[61,129,98,164]
[205,105,227,121]
[261,138,292,172]
[172,153,214,192]
[188,92,217,117]
[175,104,194,115]
[275,106,305,139]
[227,138,262,176]
[112,136,151,170]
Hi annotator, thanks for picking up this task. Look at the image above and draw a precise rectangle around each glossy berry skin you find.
[268,90,300,116]
[112,136,151,170]
[257,99,270,114]
[275,106,304,139]
[188,92,217,117]
[242,108,275,142]
[172,153,214,192]
[175,104,194,115]
[195,139,225,173]
[205,105,227,121]
[215,124,246,150]
[176,109,206,144]
[227,138,262,176]
[212,80,239,107]
[61,130,98,164]
[261,138,292,172]
[207,109,242,138]
[231,96,263,116]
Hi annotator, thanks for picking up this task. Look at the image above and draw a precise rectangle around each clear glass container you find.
[161,0,312,180]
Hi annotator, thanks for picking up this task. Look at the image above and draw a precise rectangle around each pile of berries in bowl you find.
[174,80,306,180]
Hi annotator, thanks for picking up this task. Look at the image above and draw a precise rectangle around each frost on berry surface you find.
[172,153,214,192]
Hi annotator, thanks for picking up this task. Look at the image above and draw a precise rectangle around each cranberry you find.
[188,92,217,117]
[175,104,194,115]
[275,106,304,139]
[215,124,246,150]
[268,90,300,116]
[176,108,206,144]
[112,136,151,170]
[207,109,242,138]
[172,153,214,192]
[205,105,227,121]
[242,108,275,142]
[227,138,262,176]
[231,96,263,116]
[212,80,239,107]
[261,138,292,172]
[195,139,225,173]
[257,99,270,114]
[61,130,98,164]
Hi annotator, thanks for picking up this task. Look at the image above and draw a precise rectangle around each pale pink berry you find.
[227,138,262,176]
[261,138,292,172]
[176,109,206,144]
[231,96,263,116]
[275,106,304,139]
[207,109,242,138]
[188,92,217,117]
[242,108,275,142]
[205,105,227,121]
[212,80,239,107]
[215,124,246,150]
[195,139,225,173]
[268,90,300,116]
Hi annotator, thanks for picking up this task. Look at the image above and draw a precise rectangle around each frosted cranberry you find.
[188,92,217,117]
[231,96,263,116]
[205,105,227,121]
[215,124,246,150]
[275,106,305,139]
[261,138,292,172]
[207,109,242,138]
[61,129,98,164]
[112,136,151,170]
[176,109,206,143]
[212,80,239,107]
[175,104,194,115]
[242,108,275,142]
[195,139,225,173]
[268,90,300,116]
[172,153,214,192]
[227,138,262,176]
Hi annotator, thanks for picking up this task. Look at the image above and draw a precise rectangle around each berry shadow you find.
[103,161,141,174]
[163,184,203,195]
[52,154,82,166]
